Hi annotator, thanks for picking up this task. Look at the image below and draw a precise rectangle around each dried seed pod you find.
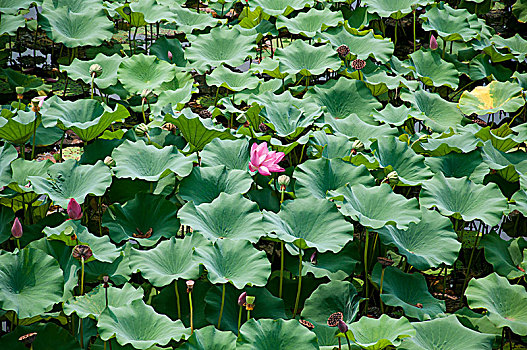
[377,257,394,267]
[18,332,37,347]
[72,245,93,261]
[198,109,212,119]
[186,280,195,293]
[258,123,270,133]
[133,227,153,239]
[299,319,315,330]
[351,59,366,70]
[327,312,344,327]
[336,44,350,58]
[245,295,255,310]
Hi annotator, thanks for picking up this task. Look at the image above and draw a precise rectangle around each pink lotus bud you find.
[168,51,173,61]
[238,291,247,306]
[11,217,23,238]
[337,320,348,333]
[430,34,438,50]
[67,198,82,220]
[310,251,317,264]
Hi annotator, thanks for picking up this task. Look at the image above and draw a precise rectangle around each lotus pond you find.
[1,0,527,349]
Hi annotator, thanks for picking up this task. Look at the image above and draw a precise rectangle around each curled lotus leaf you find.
[276,7,343,38]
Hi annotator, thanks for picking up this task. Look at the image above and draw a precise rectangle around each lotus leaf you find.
[275,40,341,76]
[481,232,527,279]
[117,54,176,94]
[0,110,40,144]
[424,151,489,184]
[129,0,175,23]
[180,325,237,350]
[0,14,25,36]
[172,5,225,33]
[459,81,525,116]
[0,142,17,186]
[61,54,122,89]
[200,138,250,170]
[327,113,398,149]
[492,33,527,61]
[363,0,432,19]
[409,49,459,89]
[248,0,313,16]
[0,323,80,350]
[206,65,261,92]
[276,8,343,38]
[347,314,416,350]
[371,104,417,126]
[421,5,480,41]
[237,319,318,350]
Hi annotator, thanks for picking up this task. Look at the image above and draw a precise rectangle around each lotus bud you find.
[103,275,110,288]
[186,280,195,293]
[141,89,154,100]
[337,320,348,333]
[336,44,350,58]
[135,123,149,137]
[67,198,83,220]
[259,123,270,133]
[89,63,103,78]
[352,140,365,153]
[18,332,37,347]
[104,156,116,167]
[198,109,212,119]
[72,245,93,261]
[167,51,173,61]
[386,170,399,185]
[430,34,438,50]
[351,59,366,70]
[11,217,23,239]
[245,295,255,310]
[327,311,343,327]
[238,291,247,306]
[310,251,317,265]
[278,175,290,191]
[299,319,315,330]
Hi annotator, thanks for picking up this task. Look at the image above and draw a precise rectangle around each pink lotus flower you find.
[11,217,23,238]
[249,142,285,176]
[67,198,83,220]
[168,51,173,61]
[430,34,438,50]
[34,96,47,107]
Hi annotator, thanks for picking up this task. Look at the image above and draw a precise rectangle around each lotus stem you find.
[15,238,20,250]
[363,229,370,312]
[80,256,85,348]
[344,333,352,350]
[141,98,147,124]
[19,144,25,160]
[379,266,385,314]
[247,309,251,320]
[293,248,303,318]
[462,230,482,293]
[442,263,448,298]
[214,86,220,106]
[338,338,341,350]
[394,20,398,47]
[279,240,284,298]
[413,9,416,52]
[188,289,194,334]
[218,284,226,328]
[175,280,181,319]
[31,117,37,159]
[238,305,242,334]
[90,74,95,99]
[59,131,65,162]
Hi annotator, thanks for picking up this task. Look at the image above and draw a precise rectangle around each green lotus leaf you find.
[185,27,256,73]
[204,284,286,332]
[263,197,354,252]
[117,54,176,94]
[480,141,527,182]
[41,96,129,141]
[513,0,527,22]
[347,314,415,350]
[0,68,49,92]
[0,14,25,35]
[371,104,417,126]
[206,65,261,92]
[42,0,104,13]
[112,140,195,181]
[512,186,527,217]
[29,159,112,207]
[275,40,340,76]
[476,123,522,152]
[261,102,314,137]
[165,109,236,151]
[8,158,53,193]
[302,280,362,324]
[64,283,143,319]
[377,208,460,269]
[0,110,40,144]
[102,193,181,246]
[149,36,187,66]
[297,243,360,280]
[372,265,446,321]
[98,299,189,349]
[459,81,525,116]
[308,130,356,160]
[248,0,312,16]
[330,183,421,230]
[465,272,527,335]
[43,220,120,263]
[294,158,374,199]
[0,0,35,14]
[424,150,489,184]
[469,53,513,81]
[0,248,64,318]
[129,0,175,23]
[0,142,17,187]
[372,136,434,186]
[420,173,508,226]
[172,5,225,33]
[178,193,265,243]
[200,138,250,170]
[179,165,252,205]
[0,205,15,244]
[180,325,237,350]
[0,323,80,350]
[481,232,527,279]
[39,7,114,47]
[276,7,343,37]
[60,53,123,89]
[401,88,464,133]
[399,315,495,350]
[363,0,432,18]
[409,49,459,89]
[319,27,394,63]
[237,319,318,350]
[195,239,270,288]
[491,33,527,61]
[420,124,483,156]
[421,5,480,41]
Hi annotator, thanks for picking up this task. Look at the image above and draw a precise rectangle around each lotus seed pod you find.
[186,280,195,293]
[430,34,438,50]
[351,58,366,70]
[18,332,37,346]
[16,86,25,95]
[89,63,103,77]
[278,175,290,187]
[104,156,116,167]
[135,123,149,137]
[67,198,83,220]
[238,291,247,306]
[352,140,365,152]
[11,217,23,238]
[336,44,350,58]
[337,320,348,333]
[327,312,343,327]
[103,275,110,288]
[299,319,315,330]
[31,97,42,113]
[258,123,270,133]
[198,109,212,119]
[386,170,399,184]
[72,245,93,261]
[245,295,255,310]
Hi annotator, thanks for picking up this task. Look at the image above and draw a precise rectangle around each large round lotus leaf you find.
[409,49,459,89]
[263,197,354,252]
[362,0,432,18]
[459,81,525,116]
[248,0,312,16]
[0,248,64,319]
[276,7,343,37]
[0,323,80,350]
[481,233,527,279]
[195,239,271,288]
[400,88,464,133]
[377,208,461,270]
[64,283,143,319]
[421,5,479,41]
[237,319,318,350]
[42,0,104,13]
[41,96,129,141]
[149,36,186,66]
[370,104,417,126]
[261,103,314,137]
[178,193,265,243]
[206,65,261,92]
[172,5,225,33]
[309,130,355,159]
[347,314,415,350]
[330,183,421,230]
[420,173,509,226]
[200,138,250,170]
[180,325,237,350]
[302,280,362,324]
[129,0,175,22]
[372,265,446,321]
[320,27,394,63]
[469,53,513,82]
[0,110,40,144]
[29,159,112,207]
[0,142,17,187]
[117,54,176,94]
[130,235,206,286]
[294,158,374,199]
[39,7,114,47]
[102,193,181,246]
[60,53,123,89]
[185,27,256,73]
[424,150,489,184]
[465,272,527,335]
[112,140,195,181]
[0,13,25,35]
[512,187,527,217]
[399,315,495,350]
[98,299,190,349]
[0,68,48,92]
[275,40,340,76]
[179,165,252,205]
[371,136,434,186]
[204,284,286,333]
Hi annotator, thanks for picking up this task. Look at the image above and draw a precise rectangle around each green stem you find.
[344,333,352,350]
[59,131,65,162]
[443,263,448,298]
[364,229,370,312]
[80,257,85,348]
[247,309,251,320]
[394,20,398,47]
[279,240,284,298]
[237,306,242,334]
[19,144,25,160]
[141,98,147,124]
[379,266,385,314]
[91,75,95,99]
[214,86,220,106]
[188,290,194,334]
[293,248,303,318]
[218,284,226,328]
[462,230,482,293]
[175,280,181,320]
[31,117,37,159]
[413,10,416,52]
[16,238,20,250]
